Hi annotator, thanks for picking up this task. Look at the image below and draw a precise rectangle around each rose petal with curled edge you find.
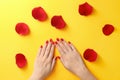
[102,24,114,36]
[83,49,97,62]
[32,7,48,21]
[79,2,93,16]
[15,23,30,35]
[15,53,27,68]
[51,15,66,29]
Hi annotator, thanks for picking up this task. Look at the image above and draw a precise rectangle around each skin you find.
[56,39,96,80]
[30,39,97,80]
[30,41,56,80]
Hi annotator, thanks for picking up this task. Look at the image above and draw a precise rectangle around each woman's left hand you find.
[30,40,56,80]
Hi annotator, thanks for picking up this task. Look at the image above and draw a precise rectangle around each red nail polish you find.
[46,40,49,44]
[55,56,60,60]
[40,45,43,48]
[55,57,57,60]
[50,39,53,42]
[56,38,59,41]
[55,42,58,44]
[61,38,64,41]
[57,56,60,59]
[52,42,54,44]
[68,41,71,44]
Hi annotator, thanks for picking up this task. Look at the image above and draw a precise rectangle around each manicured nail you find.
[56,38,59,41]
[50,39,53,42]
[55,56,60,60]
[46,40,49,44]
[68,41,71,44]
[61,38,64,41]
[55,41,58,44]
[52,42,54,44]
[40,45,43,48]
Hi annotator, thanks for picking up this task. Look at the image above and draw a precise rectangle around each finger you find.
[48,44,55,60]
[44,41,52,58]
[68,41,77,51]
[40,41,48,57]
[57,41,68,53]
[59,56,64,66]
[51,57,56,70]
[61,39,72,51]
[55,42,65,56]
[37,46,43,58]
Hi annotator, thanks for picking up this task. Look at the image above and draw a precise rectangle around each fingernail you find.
[61,38,64,41]
[52,42,54,44]
[40,45,43,48]
[55,56,60,60]
[55,41,58,44]
[68,41,71,44]
[46,40,49,44]
[50,39,53,42]
[56,38,59,41]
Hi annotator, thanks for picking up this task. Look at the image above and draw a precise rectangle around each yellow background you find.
[0,0,120,80]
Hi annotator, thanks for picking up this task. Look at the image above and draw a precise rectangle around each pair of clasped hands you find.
[30,38,96,80]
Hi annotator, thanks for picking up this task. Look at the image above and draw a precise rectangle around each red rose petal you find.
[32,7,48,21]
[15,53,27,68]
[51,15,66,29]
[79,2,93,16]
[15,23,30,35]
[83,49,97,62]
[102,24,114,36]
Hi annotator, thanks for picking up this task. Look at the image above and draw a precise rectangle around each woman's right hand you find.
[56,38,96,80]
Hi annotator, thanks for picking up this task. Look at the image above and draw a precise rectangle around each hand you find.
[56,38,96,80]
[30,40,56,80]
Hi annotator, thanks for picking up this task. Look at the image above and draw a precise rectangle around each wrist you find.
[76,66,96,80]
[76,65,88,78]
[30,72,44,80]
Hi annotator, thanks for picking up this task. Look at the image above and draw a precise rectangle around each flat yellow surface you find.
[0,0,120,80]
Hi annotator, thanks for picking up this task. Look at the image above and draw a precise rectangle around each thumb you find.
[51,57,56,70]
